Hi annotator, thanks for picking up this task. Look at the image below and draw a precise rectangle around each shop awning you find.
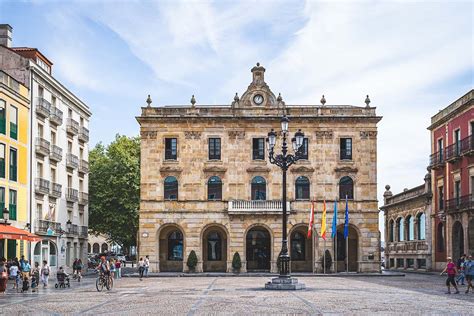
[0,225,42,242]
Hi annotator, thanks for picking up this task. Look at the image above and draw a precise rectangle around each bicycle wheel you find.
[106,276,114,290]
[96,278,104,292]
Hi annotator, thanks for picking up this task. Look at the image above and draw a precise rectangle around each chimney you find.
[0,24,12,48]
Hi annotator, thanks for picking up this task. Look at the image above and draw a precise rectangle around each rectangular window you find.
[0,144,4,178]
[455,180,461,205]
[208,138,221,160]
[68,141,72,153]
[301,138,309,159]
[0,187,4,211]
[51,96,56,106]
[0,99,5,134]
[36,203,42,220]
[417,259,426,269]
[51,131,56,145]
[396,258,404,269]
[38,86,44,98]
[38,123,43,137]
[9,189,17,220]
[51,168,56,183]
[9,105,18,140]
[340,138,352,160]
[438,186,444,210]
[407,258,415,268]
[454,129,461,155]
[37,162,43,178]
[389,258,394,268]
[9,148,17,181]
[437,138,443,161]
[165,138,177,160]
[252,138,265,160]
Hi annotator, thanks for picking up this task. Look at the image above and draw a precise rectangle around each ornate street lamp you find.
[2,207,10,225]
[265,113,306,290]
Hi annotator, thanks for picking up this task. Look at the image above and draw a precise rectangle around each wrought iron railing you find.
[35,178,50,195]
[446,194,473,213]
[50,145,62,162]
[49,107,63,125]
[445,142,461,162]
[429,151,444,168]
[66,153,79,169]
[35,137,50,155]
[66,188,79,202]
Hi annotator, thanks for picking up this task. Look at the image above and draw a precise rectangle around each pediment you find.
[291,166,315,173]
[233,63,278,108]
[246,166,271,173]
[203,166,227,174]
[159,166,183,175]
[334,166,358,173]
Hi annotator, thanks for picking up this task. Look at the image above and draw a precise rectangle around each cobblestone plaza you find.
[1,274,472,315]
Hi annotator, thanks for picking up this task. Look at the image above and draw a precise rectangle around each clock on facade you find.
[253,94,264,105]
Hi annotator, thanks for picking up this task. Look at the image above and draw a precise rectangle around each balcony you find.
[68,224,79,236]
[50,107,63,126]
[79,159,89,174]
[50,182,62,198]
[78,126,89,143]
[79,226,88,238]
[50,145,62,162]
[35,137,50,156]
[460,135,474,156]
[446,194,474,213]
[428,151,444,169]
[36,97,51,118]
[228,200,291,215]
[35,219,61,236]
[35,178,50,195]
[445,142,461,163]
[66,118,79,135]
[66,153,79,169]
[66,188,79,203]
[79,192,88,205]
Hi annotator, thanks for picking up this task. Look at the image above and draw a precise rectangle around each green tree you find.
[89,134,140,254]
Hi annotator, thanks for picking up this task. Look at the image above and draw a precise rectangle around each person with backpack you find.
[441,257,459,294]
[465,255,474,294]
[40,260,51,288]
[456,254,466,286]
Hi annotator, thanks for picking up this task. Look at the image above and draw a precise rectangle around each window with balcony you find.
[51,168,56,183]
[207,176,222,200]
[9,148,17,181]
[437,138,443,161]
[9,189,17,220]
[301,138,309,159]
[0,143,5,178]
[454,129,461,155]
[417,213,426,240]
[36,203,43,220]
[0,99,5,134]
[165,138,177,160]
[50,131,56,145]
[208,138,221,160]
[251,176,266,200]
[38,123,43,137]
[438,186,444,210]
[9,105,17,140]
[455,180,461,206]
[37,162,43,178]
[252,138,265,160]
[68,141,72,153]
[164,176,178,200]
[340,138,352,160]
[295,176,310,200]
[339,176,354,200]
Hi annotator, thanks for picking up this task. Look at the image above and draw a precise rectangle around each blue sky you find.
[1,0,473,210]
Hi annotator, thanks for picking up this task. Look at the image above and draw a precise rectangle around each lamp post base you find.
[265,277,305,290]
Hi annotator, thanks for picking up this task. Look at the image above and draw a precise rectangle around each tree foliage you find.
[187,250,198,270]
[89,135,140,253]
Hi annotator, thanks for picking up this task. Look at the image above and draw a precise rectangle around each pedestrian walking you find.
[21,259,31,280]
[31,262,40,292]
[138,257,145,280]
[144,255,150,277]
[456,254,466,285]
[465,255,474,294]
[41,260,51,288]
[110,258,116,279]
[115,260,121,279]
[9,261,19,291]
[0,258,7,294]
[440,257,459,294]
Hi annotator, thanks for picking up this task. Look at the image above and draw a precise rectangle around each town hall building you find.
[137,64,382,273]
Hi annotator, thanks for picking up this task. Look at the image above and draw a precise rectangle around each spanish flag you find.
[307,201,314,238]
[320,200,327,240]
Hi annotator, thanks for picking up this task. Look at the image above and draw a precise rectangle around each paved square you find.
[0,274,472,315]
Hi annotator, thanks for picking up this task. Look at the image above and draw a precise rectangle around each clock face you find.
[253,94,264,105]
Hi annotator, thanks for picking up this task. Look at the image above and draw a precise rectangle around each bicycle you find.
[96,271,113,292]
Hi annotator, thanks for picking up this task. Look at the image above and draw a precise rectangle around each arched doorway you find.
[469,219,474,255]
[33,240,57,267]
[92,243,100,253]
[246,227,271,271]
[202,226,227,272]
[159,225,184,272]
[452,221,464,261]
[290,227,312,272]
[101,243,108,253]
[334,225,359,272]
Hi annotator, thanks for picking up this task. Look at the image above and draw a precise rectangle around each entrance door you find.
[452,221,464,261]
[246,227,271,271]
[334,226,359,272]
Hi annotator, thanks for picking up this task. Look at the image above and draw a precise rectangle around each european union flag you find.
[343,195,349,239]
[331,200,338,238]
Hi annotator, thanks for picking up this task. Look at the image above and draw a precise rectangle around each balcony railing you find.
[460,135,474,156]
[79,226,88,238]
[66,153,79,169]
[35,219,61,235]
[79,192,89,205]
[66,118,79,135]
[68,224,79,236]
[228,200,291,215]
[50,182,62,198]
[446,194,473,213]
[428,151,444,169]
[445,142,462,162]
[50,145,62,162]
[35,137,50,156]
[66,188,79,202]
[35,178,50,195]
[36,97,51,117]
[50,107,63,126]
[78,126,89,143]
[79,159,89,174]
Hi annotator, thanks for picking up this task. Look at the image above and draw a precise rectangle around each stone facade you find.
[137,64,382,273]
[381,175,432,271]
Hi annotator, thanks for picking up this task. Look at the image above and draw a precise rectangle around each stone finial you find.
[277,93,282,103]
[190,95,196,107]
[385,185,390,191]
[365,95,371,107]
[320,95,326,106]
[383,185,392,205]
[146,94,152,107]
[234,92,239,102]
[256,62,260,67]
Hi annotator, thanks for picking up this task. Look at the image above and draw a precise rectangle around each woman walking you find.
[138,257,145,280]
[40,260,51,288]
[110,258,116,279]
[440,257,459,294]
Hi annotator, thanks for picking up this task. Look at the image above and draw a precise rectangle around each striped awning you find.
[0,224,42,242]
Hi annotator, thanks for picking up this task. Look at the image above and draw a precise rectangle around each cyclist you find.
[96,256,110,277]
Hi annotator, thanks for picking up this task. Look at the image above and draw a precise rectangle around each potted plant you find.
[187,250,198,273]
[232,252,242,273]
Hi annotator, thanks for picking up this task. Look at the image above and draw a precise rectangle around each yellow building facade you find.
[0,70,30,260]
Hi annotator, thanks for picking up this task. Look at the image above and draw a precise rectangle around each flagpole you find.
[323,238,326,274]
[335,228,337,274]
[345,195,349,273]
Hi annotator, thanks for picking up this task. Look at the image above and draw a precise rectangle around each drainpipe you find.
[28,67,33,262]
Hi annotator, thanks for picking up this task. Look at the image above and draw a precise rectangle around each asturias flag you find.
[344,195,349,239]
[307,201,315,238]
[320,200,327,240]
[331,200,338,238]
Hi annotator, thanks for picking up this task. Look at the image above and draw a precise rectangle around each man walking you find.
[456,254,466,286]
[441,257,459,294]
[144,256,150,277]
[465,255,474,294]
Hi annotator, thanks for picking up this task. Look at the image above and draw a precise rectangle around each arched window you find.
[291,231,306,261]
[389,220,394,242]
[417,213,426,240]
[407,216,414,241]
[295,176,310,200]
[339,176,354,200]
[92,243,100,253]
[251,176,266,200]
[168,230,183,261]
[164,176,178,200]
[208,176,222,200]
[207,231,222,261]
[397,217,404,241]
[101,243,108,253]
[437,222,445,252]
[33,240,57,267]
